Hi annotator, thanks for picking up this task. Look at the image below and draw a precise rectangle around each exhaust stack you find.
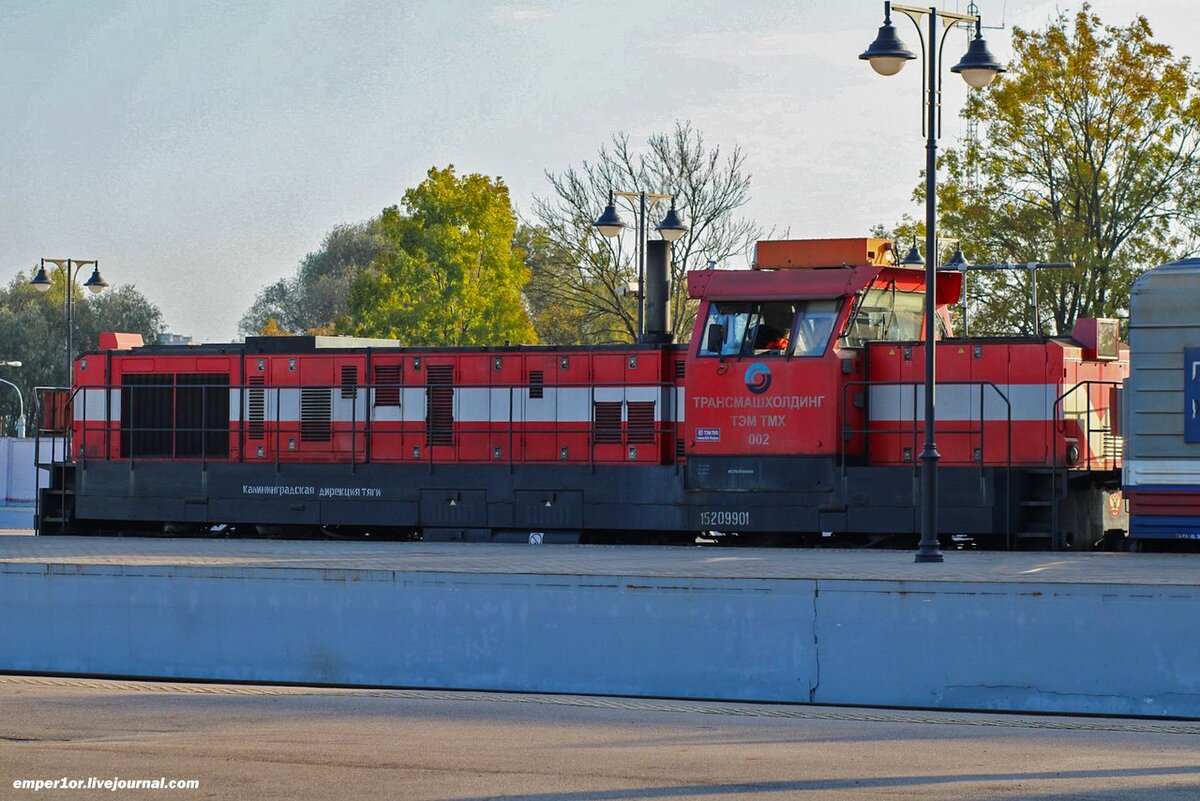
[640,239,674,344]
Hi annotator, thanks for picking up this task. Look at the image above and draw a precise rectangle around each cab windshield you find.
[698,300,842,358]
[838,284,924,348]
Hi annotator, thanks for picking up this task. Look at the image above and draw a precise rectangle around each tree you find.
[343,167,537,345]
[239,221,386,336]
[0,271,164,435]
[529,122,763,344]
[934,6,1200,335]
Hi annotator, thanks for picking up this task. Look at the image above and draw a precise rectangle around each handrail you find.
[1050,379,1124,549]
[1052,380,1123,473]
[840,378,1014,545]
[52,379,683,469]
[32,384,82,535]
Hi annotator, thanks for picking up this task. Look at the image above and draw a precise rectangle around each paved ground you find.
[0,676,1198,801]
[0,532,1197,585]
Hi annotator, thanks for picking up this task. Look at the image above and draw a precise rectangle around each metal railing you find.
[1050,380,1124,547]
[839,379,1014,545]
[49,380,683,471]
[1052,380,1124,473]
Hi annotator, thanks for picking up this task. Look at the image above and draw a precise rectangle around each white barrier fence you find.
[0,437,63,504]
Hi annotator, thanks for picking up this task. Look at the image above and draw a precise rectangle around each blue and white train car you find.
[1123,258,1200,541]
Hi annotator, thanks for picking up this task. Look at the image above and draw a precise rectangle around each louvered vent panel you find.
[247,377,265,441]
[529,370,544,399]
[593,401,623,444]
[675,438,686,458]
[674,360,686,379]
[374,365,402,406]
[626,401,656,444]
[425,365,454,447]
[300,387,332,442]
[341,365,358,399]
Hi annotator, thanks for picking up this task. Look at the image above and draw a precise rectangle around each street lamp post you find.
[861,3,1005,562]
[31,259,109,386]
[594,191,688,340]
[0,361,23,437]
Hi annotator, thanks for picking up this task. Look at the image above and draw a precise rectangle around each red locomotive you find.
[37,237,1128,548]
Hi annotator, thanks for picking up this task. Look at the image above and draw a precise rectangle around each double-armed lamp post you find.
[31,258,108,387]
[860,2,1005,562]
[594,191,688,340]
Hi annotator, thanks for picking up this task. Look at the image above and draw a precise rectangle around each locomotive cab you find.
[680,237,1127,548]
[683,238,945,462]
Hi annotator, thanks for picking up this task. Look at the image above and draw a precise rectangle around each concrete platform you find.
[2,534,1199,718]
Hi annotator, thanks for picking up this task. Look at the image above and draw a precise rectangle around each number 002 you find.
[748,433,770,445]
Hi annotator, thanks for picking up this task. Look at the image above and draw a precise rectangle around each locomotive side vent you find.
[120,374,174,458]
[340,365,358,399]
[674,360,686,379]
[593,401,623,444]
[626,401,656,444]
[529,370,544,399]
[300,387,332,442]
[247,377,265,441]
[175,373,230,459]
[374,365,402,407]
[426,365,455,446]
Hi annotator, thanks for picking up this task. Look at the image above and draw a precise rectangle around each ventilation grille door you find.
[374,365,402,406]
[426,365,454,446]
[120,375,174,458]
[247,377,265,441]
[301,387,332,442]
[175,373,230,458]
[340,365,358,399]
[529,370,544,399]
[626,401,656,444]
[593,401,623,444]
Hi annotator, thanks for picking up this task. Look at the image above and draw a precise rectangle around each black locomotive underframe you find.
[36,455,1114,545]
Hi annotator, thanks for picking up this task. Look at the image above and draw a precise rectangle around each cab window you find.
[697,300,841,358]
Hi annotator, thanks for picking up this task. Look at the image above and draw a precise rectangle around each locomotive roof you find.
[688,264,963,305]
[88,338,689,357]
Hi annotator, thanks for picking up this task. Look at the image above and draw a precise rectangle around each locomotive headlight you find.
[1066,441,1081,465]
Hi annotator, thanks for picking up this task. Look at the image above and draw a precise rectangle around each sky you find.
[1,0,1196,343]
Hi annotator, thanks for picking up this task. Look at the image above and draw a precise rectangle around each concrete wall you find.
[1,563,1198,717]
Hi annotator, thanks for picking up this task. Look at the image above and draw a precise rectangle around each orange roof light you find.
[753,238,896,270]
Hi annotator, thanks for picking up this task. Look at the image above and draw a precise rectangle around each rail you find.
[42,379,683,470]
[1050,380,1124,546]
[839,379,1014,546]
[1051,380,1123,473]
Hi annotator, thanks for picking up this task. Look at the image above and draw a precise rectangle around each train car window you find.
[698,301,840,358]
[839,286,924,348]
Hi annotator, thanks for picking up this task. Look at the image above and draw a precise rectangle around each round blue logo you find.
[744,362,772,395]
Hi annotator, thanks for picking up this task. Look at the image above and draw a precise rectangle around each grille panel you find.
[593,401,623,444]
[301,388,332,443]
[627,401,656,444]
[374,365,401,407]
[340,365,358,399]
[426,365,454,447]
[247,378,264,441]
